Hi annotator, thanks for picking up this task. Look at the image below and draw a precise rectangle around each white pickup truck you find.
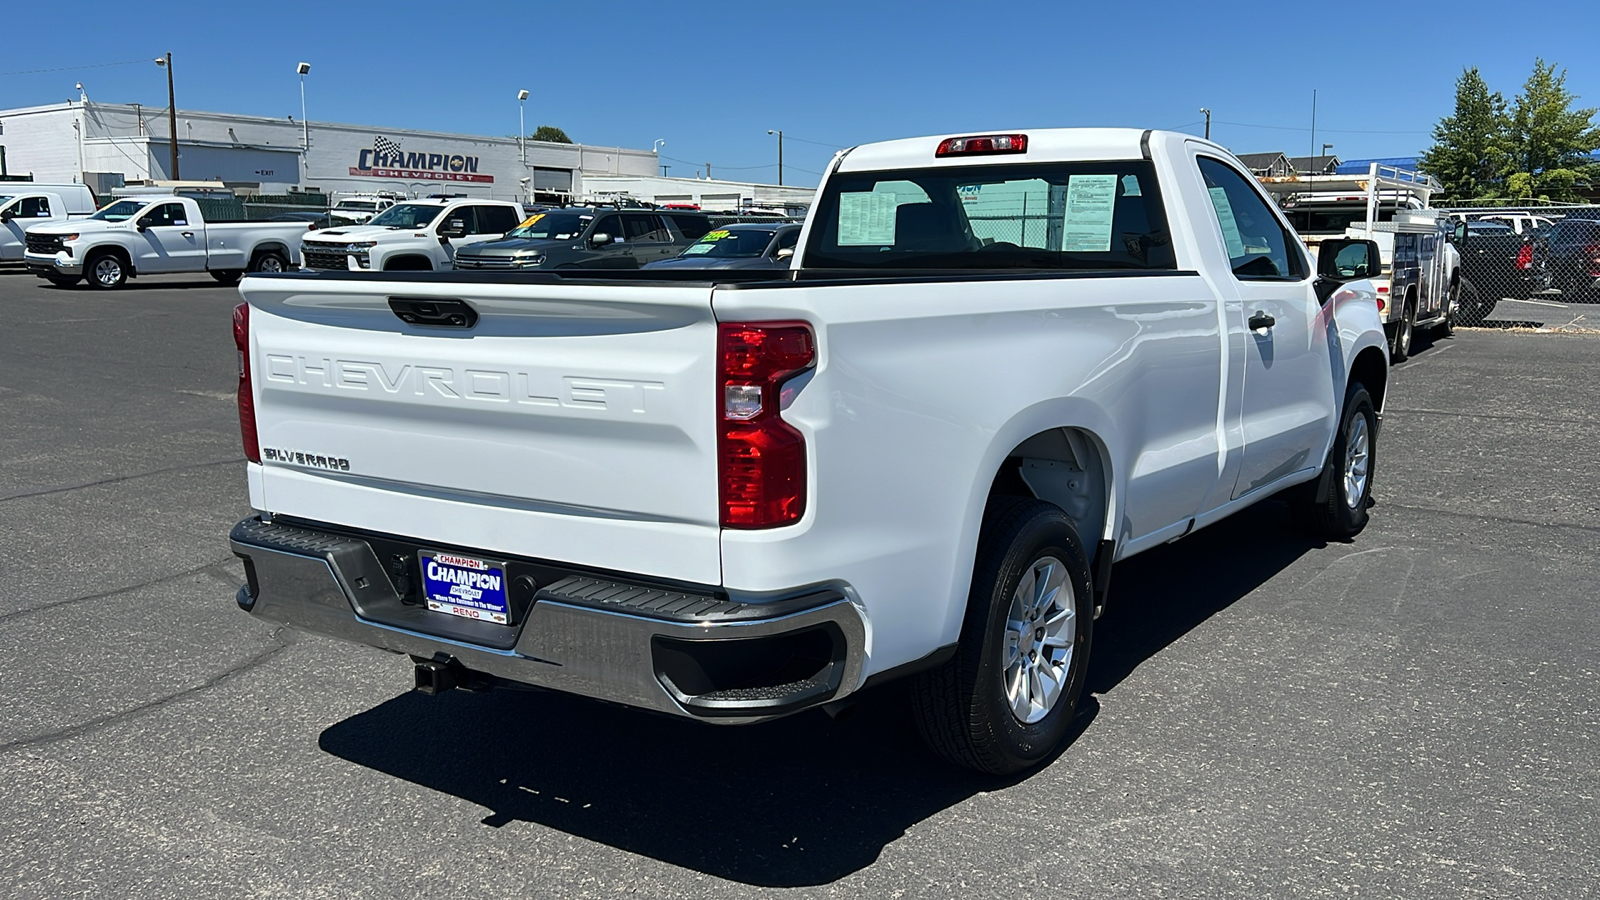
[298,198,523,272]
[23,196,309,288]
[0,187,95,262]
[228,129,1390,774]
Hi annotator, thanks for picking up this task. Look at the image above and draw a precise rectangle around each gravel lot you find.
[1,270,1596,899]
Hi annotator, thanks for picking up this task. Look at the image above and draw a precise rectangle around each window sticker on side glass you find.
[1207,186,1247,258]
[1062,174,1117,252]
[839,192,899,245]
[1121,174,1142,197]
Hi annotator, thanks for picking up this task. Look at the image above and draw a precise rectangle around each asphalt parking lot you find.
[1,270,1596,899]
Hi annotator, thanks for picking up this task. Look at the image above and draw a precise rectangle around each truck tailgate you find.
[238,276,722,585]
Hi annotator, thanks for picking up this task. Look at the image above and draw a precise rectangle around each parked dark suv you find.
[1537,217,1600,302]
[453,206,713,270]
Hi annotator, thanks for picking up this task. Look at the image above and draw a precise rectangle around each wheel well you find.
[86,245,131,270]
[1351,346,1388,410]
[988,427,1110,553]
[383,255,433,271]
[251,243,289,263]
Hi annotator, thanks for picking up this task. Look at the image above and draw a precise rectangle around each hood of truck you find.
[456,237,574,257]
[238,276,724,585]
[305,225,410,244]
[27,219,120,237]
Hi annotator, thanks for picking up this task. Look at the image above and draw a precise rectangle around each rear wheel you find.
[911,496,1094,774]
[86,252,127,289]
[250,250,288,274]
[1290,381,1376,541]
[210,270,243,286]
[1390,293,1415,362]
[1436,280,1457,337]
[1456,279,1490,327]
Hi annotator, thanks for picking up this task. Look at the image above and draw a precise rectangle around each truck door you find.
[587,214,630,268]
[135,201,205,274]
[1193,156,1338,500]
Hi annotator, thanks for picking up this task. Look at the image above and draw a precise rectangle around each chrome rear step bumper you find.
[229,516,865,722]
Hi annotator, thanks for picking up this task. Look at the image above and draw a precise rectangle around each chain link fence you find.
[1436,203,1600,324]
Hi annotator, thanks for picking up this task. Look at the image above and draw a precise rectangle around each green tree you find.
[1419,67,1510,201]
[531,125,572,144]
[1504,60,1600,202]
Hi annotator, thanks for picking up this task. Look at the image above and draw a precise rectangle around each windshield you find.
[505,212,593,241]
[90,200,146,222]
[681,229,775,258]
[366,203,444,228]
[335,200,379,211]
[806,161,1175,270]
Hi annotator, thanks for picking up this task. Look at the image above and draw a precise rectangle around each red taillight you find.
[1516,243,1533,270]
[936,133,1028,157]
[1585,243,1600,275]
[233,302,260,463]
[718,321,815,528]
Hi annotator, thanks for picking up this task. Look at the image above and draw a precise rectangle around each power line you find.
[0,58,151,77]
[1216,120,1426,135]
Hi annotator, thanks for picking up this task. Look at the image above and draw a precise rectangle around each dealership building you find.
[0,100,664,203]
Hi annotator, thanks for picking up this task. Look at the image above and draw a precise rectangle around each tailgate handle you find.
[388,297,479,329]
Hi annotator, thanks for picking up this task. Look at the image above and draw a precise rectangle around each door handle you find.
[181,231,194,238]
[1248,311,1276,330]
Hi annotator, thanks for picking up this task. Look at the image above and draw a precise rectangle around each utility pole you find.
[706,162,712,180]
[1310,89,1317,173]
[154,52,179,180]
[767,129,783,186]
[1199,107,1211,140]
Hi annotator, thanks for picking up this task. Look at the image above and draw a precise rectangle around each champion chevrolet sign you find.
[350,135,494,183]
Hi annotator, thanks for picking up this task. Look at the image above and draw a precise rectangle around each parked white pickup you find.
[228,128,1391,774]
[0,186,96,261]
[23,196,309,288]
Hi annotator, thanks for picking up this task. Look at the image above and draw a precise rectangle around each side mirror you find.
[1452,221,1468,248]
[136,218,152,232]
[438,219,467,238]
[775,247,795,260]
[1317,238,1383,281]
[0,212,12,224]
[589,232,613,248]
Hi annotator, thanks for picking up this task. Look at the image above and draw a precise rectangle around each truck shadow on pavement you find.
[319,501,1321,886]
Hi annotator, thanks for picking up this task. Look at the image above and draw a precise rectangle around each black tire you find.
[1390,293,1415,362]
[210,270,243,286]
[1456,278,1489,327]
[85,252,127,290]
[45,274,80,288]
[1289,382,1376,541]
[383,256,432,272]
[249,250,289,274]
[1436,280,1457,337]
[911,496,1094,775]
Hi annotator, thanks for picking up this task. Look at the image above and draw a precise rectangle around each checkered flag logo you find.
[373,135,402,160]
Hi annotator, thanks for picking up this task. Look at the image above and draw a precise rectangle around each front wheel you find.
[45,274,80,288]
[911,496,1094,774]
[1290,382,1376,541]
[86,253,127,289]
[1456,279,1490,327]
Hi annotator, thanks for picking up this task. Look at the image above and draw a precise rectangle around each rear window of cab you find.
[804,160,1174,270]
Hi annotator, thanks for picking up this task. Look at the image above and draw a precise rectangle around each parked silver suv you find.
[453,206,713,270]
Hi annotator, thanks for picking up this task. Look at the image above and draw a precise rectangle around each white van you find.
[0,185,100,261]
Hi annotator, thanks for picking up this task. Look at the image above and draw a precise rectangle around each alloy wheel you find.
[1001,555,1077,724]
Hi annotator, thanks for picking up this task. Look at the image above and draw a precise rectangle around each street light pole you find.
[1199,107,1211,140]
[653,138,665,176]
[154,53,179,180]
[767,129,783,186]
[517,89,529,164]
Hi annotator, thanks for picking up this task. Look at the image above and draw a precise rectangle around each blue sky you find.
[5,0,1598,187]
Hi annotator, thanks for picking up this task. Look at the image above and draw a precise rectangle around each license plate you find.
[419,551,511,625]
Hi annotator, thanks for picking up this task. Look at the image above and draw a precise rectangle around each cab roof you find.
[835,128,1223,172]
